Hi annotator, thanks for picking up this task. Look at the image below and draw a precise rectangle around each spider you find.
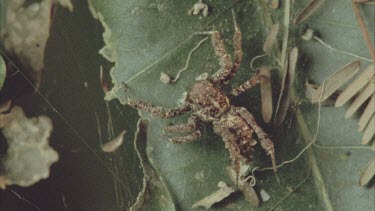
[125,10,276,175]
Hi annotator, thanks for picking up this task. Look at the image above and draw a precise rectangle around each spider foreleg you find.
[208,9,243,86]
[234,107,277,172]
[167,130,203,144]
[164,115,204,144]
[194,30,233,85]
[127,99,190,118]
[229,74,260,97]
[163,115,202,133]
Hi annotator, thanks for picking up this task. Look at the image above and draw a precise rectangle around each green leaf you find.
[131,119,175,211]
[89,0,321,210]
[294,0,375,210]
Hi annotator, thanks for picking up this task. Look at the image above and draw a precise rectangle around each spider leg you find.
[163,115,202,133]
[229,73,260,97]
[128,99,190,118]
[165,115,204,144]
[195,10,243,86]
[168,130,202,144]
[234,107,277,172]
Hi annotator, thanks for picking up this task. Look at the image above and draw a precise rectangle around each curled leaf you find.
[293,0,327,24]
[263,24,279,53]
[274,47,298,127]
[311,61,361,103]
[271,0,280,9]
[260,66,273,123]
[226,166,260,207]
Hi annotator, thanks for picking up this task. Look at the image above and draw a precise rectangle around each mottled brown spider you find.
[126,10,276,174]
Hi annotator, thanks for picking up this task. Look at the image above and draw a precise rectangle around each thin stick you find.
[250,53,267,70]
[171,37,208,83]
[280,0,290,67]
[351,1,375,63]
[314,36,372,62]
[268,176,310,211]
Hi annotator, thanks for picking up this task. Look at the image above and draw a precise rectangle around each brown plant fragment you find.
[263,24,279,53]
[293,0,327,24]
[312,61,361,103]
[260,66,273,123]
[305,82,339,106]
[101,130,126,152]
[335,64,374,107]
[345,82,374,118]
[359,157,375,186]
[361,114,374,145]
[358,94,375,132]
[192,182,236,209]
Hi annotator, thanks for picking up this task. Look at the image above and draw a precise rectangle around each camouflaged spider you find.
[126,10,276,174]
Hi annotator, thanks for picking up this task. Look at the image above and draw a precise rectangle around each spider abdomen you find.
[213,108,257,164]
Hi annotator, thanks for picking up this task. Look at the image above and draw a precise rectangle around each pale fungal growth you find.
[188,0,209,17]
[101,130,126,152]
[0,106,58,189]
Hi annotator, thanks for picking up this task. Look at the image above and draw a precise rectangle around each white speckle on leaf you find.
[195,170,205,182]
[260,189,270,202]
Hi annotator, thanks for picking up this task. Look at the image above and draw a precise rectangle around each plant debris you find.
[274,47,298,127]
[293,0,326,24]
[358,94,374,132]
[101,130,126,152]
[0,106,58,188]
[311,60,361,103]
[188,0,209,17]
[192,181,236,209]
[335,64,374,107]
[359,157,374,186]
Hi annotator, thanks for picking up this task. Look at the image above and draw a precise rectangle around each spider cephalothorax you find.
[127,10,276,174]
